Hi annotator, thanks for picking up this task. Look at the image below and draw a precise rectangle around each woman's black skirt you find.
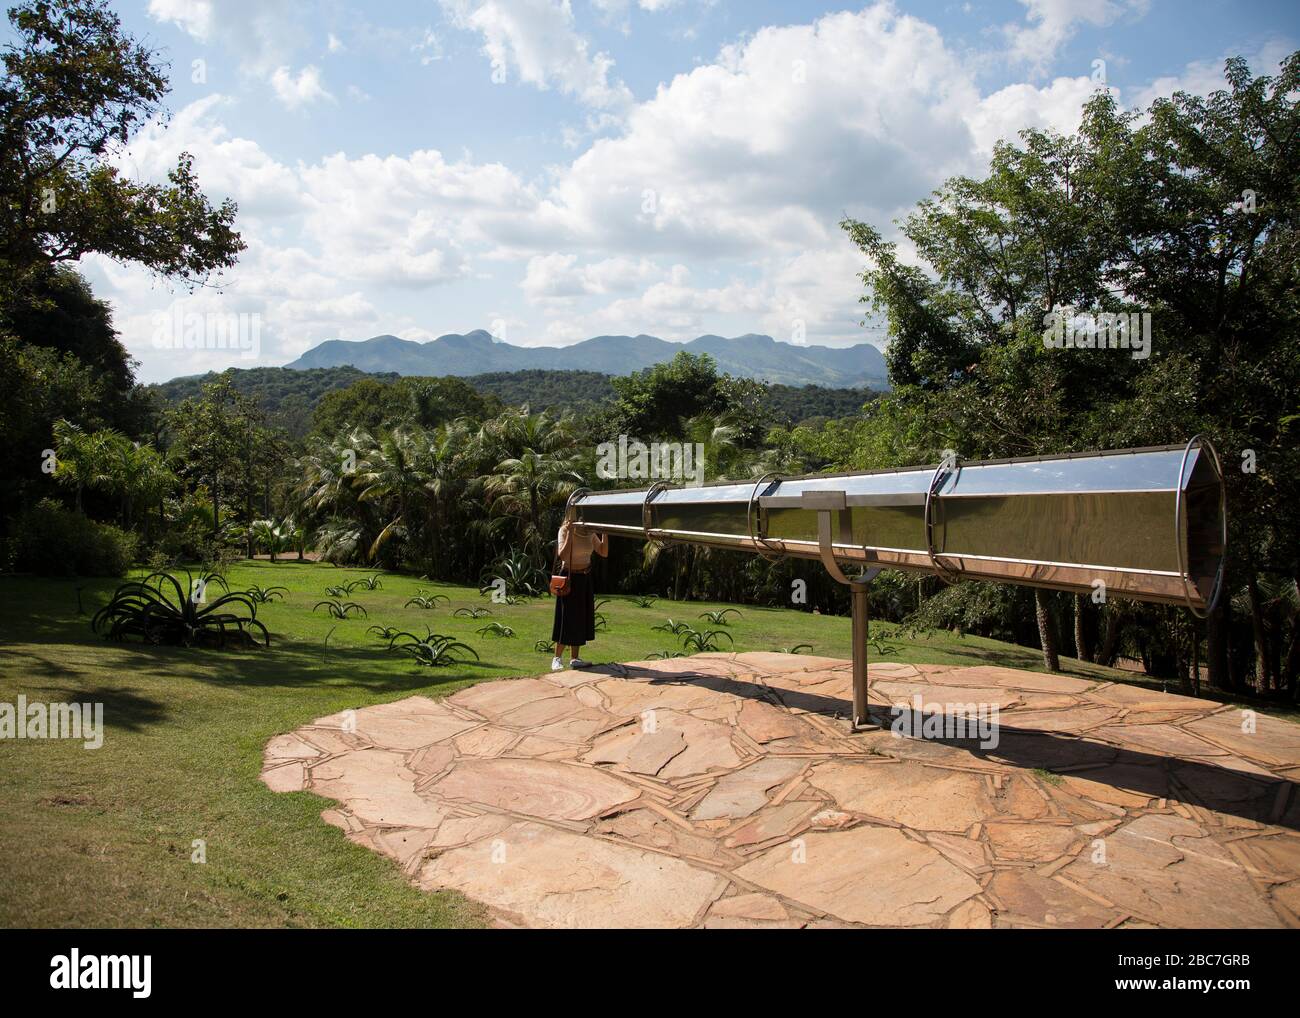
[551,570,595,646]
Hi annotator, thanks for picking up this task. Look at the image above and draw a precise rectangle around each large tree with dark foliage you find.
[842,54,1300,694]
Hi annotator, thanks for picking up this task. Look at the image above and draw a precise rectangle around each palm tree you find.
[479,408,582,556]
[51,420,117,512]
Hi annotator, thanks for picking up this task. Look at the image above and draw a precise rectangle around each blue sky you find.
[51,1,1300,381]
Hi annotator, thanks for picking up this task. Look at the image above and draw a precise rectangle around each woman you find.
[551,512,608,671]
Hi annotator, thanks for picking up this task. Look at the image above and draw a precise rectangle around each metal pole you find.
[850,579,871,729]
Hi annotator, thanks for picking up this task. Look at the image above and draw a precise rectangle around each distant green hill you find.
[148,366,875,438]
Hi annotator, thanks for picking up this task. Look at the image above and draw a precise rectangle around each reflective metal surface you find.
[570,442,1227,612]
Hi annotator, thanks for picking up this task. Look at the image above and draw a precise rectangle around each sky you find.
[37,1,1300,381]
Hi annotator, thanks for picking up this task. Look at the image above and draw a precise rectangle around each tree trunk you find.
[1035,590,1060,672]
[1206,596,1232,692]
[1246,572,1270,692]
[1073,594,1088,661]
[1098,607,1120,668]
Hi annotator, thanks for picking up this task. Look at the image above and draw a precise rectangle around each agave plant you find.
[247,585,288,604]
[355,574,383,591]
[324,584,351,598]
[91,571,269,648]
[480,549,548,599]
[632,596,657,609]
[405,593,450,609]
[367,624,403,642]
[652,618,693,636]
[386,627,479,667]
[776,643,814,654]
[454,606,492,619]
[314,599,368,619]
[594,612,609,632]
[533,639,555,653]
[647,650,686,659]
[699,608,741,626]
[679,626,733,653]
[476,622,516,638]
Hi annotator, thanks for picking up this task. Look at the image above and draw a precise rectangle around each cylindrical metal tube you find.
[569,439,1227,614]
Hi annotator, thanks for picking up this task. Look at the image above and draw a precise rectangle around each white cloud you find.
[1005,0,1149,74]
[327,33,346,53]
[441,0,634,110]
[522,253,665,302]
[113,0,1229,379]
[147,0,213,40]
[269,65,335,110]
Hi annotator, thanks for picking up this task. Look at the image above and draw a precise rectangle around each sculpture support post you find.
[850,579,871,729]
[802,490,879,731]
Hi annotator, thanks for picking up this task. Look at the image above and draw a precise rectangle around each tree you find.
[165,378,259,544]
[842,54,1300,686]
[0,0,243,291]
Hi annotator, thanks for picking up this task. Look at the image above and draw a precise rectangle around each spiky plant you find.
[475,622,516,638]
[534,639,555,653]
[632,596,657,609]
[678,626,733,653]
[247,585,287,604]
[324,584,351,598]
[91,571,269,648]
[367,625,403,641]
[356,574,383,591]
[454,606,492,619]
[405,593,450,609]
[699,608,741,625]
[314,599,368,619]
[386,627,479,667]
[652,618,693,635]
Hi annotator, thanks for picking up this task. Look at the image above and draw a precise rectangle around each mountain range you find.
[285,330,889,388]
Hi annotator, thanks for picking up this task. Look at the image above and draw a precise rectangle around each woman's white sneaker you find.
[550,656,564,671]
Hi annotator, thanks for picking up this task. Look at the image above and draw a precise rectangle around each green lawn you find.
[0,560,1151,928]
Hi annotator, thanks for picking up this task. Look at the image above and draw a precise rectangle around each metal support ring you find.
[641,481,672,546]
[923,457,962,584]
[1173,435,1227,620]
[745,472,785,561]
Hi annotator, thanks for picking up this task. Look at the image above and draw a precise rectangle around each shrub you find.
[6,499,138,577]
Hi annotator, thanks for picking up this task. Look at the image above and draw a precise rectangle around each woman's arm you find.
[555,523,572,564]
[593,531,609,557]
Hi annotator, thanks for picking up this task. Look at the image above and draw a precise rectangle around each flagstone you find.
[260,761,306,792]
[1061,813,1281,928]
[420,821,726,928]
[426,758,638,821]
[736,826,981,926]
[265,651,1300,928]
[723,800,818,847]
[693,758,806,820]
[448,678,569,719]
[985,821,1080,862]
[988,870,1114,928]
[310,749,451,828]
[1185,711,1300,768]
[737,699,807,742]
[807,759,992,832]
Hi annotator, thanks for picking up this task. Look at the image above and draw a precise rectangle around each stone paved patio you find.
[261,653,1300,928]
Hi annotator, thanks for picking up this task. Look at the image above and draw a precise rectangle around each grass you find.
[0,560,1155,928]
